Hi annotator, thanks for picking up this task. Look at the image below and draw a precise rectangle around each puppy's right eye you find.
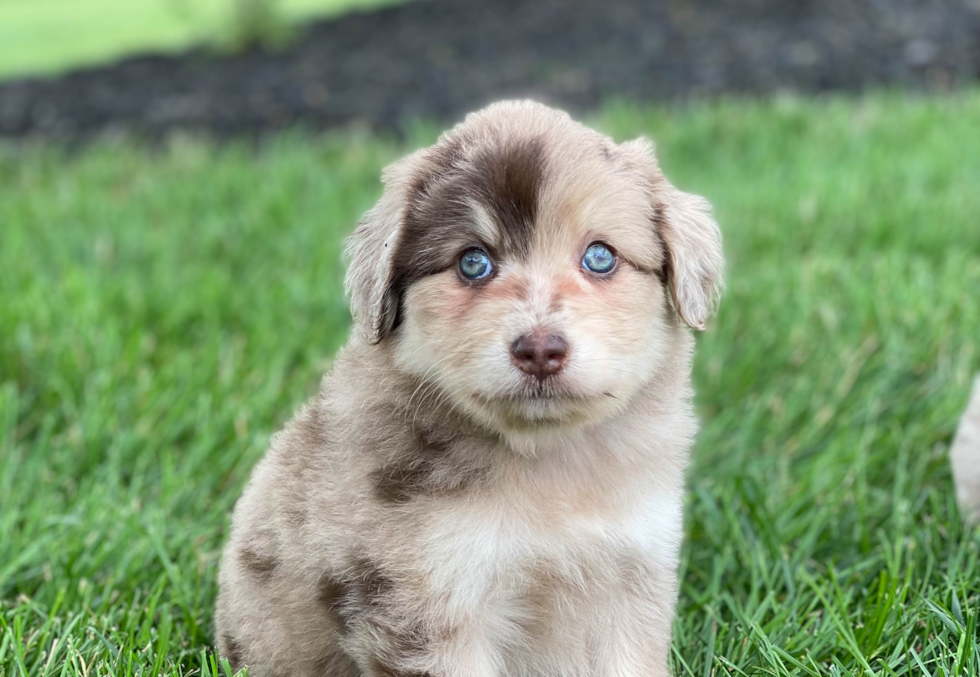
[582,242,617,275]
[459,248,493,281]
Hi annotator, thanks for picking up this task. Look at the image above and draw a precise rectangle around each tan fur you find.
[216,100,724,676]
[951,376,980,524]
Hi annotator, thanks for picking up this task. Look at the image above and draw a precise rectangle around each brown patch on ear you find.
[375,283,404,342]
[375,139,470,340]
[378,136,547,339]
[652,204,678,298]
[238,547,277,580]
[220,633,244,669]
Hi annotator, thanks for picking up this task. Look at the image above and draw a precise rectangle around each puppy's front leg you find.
[590,563,677,677]
[425,625,505,677]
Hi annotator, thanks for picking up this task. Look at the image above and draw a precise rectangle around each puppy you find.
[951,376,980,524]
[215,100,723,677]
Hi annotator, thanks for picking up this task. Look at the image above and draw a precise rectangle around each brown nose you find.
[511,332,568,379]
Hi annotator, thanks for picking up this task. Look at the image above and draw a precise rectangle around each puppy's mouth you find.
[469,375,598,426]
[472,384,572,407]
[514,376,575,400]
[493,372,584,401]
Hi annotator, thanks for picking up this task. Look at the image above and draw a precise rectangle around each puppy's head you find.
[346,101,723,440]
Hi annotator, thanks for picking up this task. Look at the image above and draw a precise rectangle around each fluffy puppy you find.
[215,100,724,677]
[951,376,980,524]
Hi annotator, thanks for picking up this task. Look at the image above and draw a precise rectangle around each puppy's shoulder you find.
[229,341,395,536]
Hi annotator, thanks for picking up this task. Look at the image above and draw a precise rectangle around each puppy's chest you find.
[400,473,682,611]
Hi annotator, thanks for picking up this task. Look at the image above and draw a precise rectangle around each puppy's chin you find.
[460,375,634,447]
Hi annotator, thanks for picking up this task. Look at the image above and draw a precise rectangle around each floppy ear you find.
[620,138,724,330]
[344,155,417,343]
[346,135,466,343]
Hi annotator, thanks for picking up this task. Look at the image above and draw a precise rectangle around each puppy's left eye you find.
[459,248,493,281]
[582,243,616,274]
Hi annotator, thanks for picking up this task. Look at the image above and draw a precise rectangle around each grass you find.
[0,0,402,80]
[1,91,979,676]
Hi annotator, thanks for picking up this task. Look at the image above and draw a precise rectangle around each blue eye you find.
[582,243,616,274]
[459,248,493,281]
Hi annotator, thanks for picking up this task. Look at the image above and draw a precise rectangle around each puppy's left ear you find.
[344,153,419,343]
[620,138,724,331]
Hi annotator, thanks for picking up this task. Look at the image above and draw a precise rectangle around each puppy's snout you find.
[511,332,568,379]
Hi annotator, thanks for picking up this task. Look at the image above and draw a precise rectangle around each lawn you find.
[0,0,402,80]
[1,92,979,676]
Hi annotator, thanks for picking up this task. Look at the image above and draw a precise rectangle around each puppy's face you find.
[347,102,723,441]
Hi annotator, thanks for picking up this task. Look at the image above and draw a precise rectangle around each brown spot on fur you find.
[408,136,464,207]
[238,547,277,580]
[314,650,362,677]
[373,457,440,504]
[321,561,431,673]
[369,657,398,677]
[317,573,346,609]
[317,573,354,633]
[513,560,571,644]
[355,557,395,608]
[467,137,545,257]
[320,558,397,633]
[526,563,564,611]
[369,656,432,677]
[279,403,329,497]
[368,628,432,677]
[220,633,244,669]
[372,428,478,503]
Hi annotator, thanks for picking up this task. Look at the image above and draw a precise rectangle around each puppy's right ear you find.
[345,155,417,343]
[619,138,724,331]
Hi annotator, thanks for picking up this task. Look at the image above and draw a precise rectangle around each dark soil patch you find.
[2,0,980,140]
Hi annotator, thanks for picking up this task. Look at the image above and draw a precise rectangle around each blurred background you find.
[1,1,979,675]
[3,0,980,137]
